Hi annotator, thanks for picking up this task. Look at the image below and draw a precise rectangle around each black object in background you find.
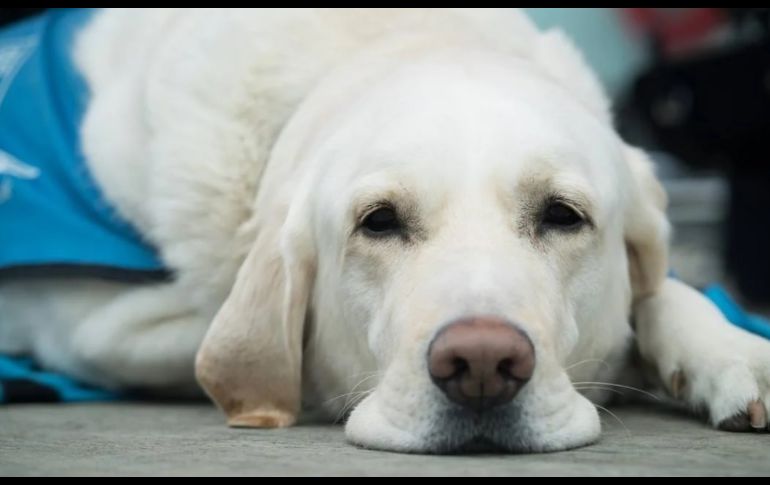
[620,8,770,305]
[0,8,46,28]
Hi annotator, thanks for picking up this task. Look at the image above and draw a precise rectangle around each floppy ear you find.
[195,201,315,428]
[623,145,671,300]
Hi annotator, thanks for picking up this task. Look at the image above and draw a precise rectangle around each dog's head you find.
[196,12,669,453]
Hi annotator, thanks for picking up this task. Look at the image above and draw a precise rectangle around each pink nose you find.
[427,316,535,412]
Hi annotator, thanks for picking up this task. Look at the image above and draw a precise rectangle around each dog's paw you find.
[664,349,770,432]
[634,279,770,433]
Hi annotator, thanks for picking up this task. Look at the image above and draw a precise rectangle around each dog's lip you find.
[431,408,550,454]
[454,436,510,454]
[422,434,526,455]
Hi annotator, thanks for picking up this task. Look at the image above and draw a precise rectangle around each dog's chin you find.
[344,390,601,454]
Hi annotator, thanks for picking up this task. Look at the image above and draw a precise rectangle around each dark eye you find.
[361,207,401,236]
[542,202,584,229]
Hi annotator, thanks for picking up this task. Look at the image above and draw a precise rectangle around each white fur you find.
[2,8,769,453]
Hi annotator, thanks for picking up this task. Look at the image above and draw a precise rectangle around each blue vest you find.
[0,9,168,282]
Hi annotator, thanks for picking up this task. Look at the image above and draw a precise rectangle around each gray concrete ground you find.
[1,402,768,476]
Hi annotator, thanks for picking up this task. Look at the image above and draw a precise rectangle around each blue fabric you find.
[0,8,165,277]
[0,355,121,403]
[703,284,770,341]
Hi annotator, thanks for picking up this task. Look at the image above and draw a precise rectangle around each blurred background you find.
[3,8,769,309]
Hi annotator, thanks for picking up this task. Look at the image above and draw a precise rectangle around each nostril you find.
[451,357,469,379]
[496,358,514,380]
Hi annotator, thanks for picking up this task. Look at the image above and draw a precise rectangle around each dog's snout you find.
[427,316,535,412]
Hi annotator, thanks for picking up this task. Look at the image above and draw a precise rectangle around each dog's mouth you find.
[346,375,601,454]
[454,436,511,454]
[404,407,533,454]
[402,431,532,455]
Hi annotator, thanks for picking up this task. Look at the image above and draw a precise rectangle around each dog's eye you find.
[542,202,584,229]
[361,207,401,236]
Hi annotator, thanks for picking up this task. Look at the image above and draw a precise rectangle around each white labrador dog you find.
[1,8,769,453]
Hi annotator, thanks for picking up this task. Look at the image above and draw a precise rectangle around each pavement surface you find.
[1,402,768,476]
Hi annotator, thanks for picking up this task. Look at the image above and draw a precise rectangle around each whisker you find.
[323,372,383,405]
[565,358,611,372]
[572,381,662,402]
[323,389,372,405]
[594,403,631,437]
[574,385,625,398]
[326,371,384,422]
[335,389,375,422]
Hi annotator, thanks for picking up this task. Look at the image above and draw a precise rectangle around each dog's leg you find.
[634,277,770,431]
[69,283,210,394]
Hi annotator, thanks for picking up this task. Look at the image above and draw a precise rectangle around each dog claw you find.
[718,412,750,431]
[670,370,686,400]
[748,400,766,430]
[718,400,767,432]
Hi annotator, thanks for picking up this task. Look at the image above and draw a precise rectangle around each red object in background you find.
[621,8,728,57]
